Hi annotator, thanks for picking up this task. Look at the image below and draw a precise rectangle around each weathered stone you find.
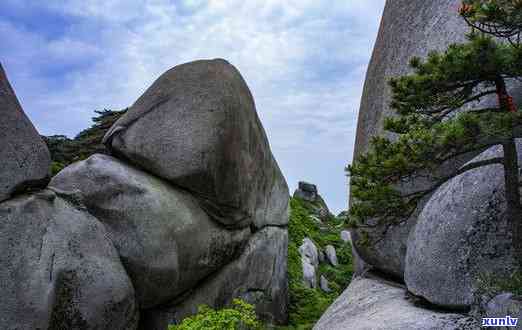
[313,275,480,330]
[405,144,519,309]
[50,154,250,308]
[325,245,339,267]
[320,275,332,293]
[169,227,288,325]
[0,63,50,202]
[0,190,138,329]
[103,59,288,229]
[299,238,319,267]
[340,230,351,243]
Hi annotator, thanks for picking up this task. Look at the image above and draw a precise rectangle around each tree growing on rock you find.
[347,3,522,268]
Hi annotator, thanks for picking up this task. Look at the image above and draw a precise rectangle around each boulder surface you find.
[313,275,480,330]
[169,226,288,325]
[103,59,288,229]
[0,189,138,329]
[405,145,518,309]
[0,63,50,202]
[50,154,250,308]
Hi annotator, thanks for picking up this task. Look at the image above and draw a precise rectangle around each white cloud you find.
[1,0,385,212]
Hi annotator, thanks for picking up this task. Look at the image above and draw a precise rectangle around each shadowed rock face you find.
[103,59,288,230]
[0,63,50,202]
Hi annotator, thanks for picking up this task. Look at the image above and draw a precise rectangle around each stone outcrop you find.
[405,144,518,309]
[299,238,319,288]
[0,190,138,329]
[0,63,50,202]
[293,181,318,202]
[325,245,338,267]
[50,154,250,308]
[103,59,288,230]
[314,275,480,330]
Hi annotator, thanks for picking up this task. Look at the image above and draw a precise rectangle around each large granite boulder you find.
[50,154,250,308]
[168,226,288,325]
[0,189,138,329]
[349,0,522,280]
[313,275,480,330]
[102,59,288,230]
[0,63,50,202]
[405,144,519,309]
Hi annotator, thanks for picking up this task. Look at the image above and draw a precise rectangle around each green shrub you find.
[477,271,522,297]
[169,299,261,330]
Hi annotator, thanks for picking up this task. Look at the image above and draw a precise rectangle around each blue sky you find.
[1,0,385,214]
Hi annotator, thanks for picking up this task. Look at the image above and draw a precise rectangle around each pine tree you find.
[347,4,522,268]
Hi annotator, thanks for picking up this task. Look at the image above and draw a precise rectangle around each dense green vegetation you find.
[43,109,126,175]
[285,197,353,329]
[169,299,262,330]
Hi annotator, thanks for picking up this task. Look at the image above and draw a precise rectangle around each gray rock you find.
[485,293,522,328]
[50,154,250,308]
[325,245,339,267]
[169,227,288,325]
[299,238,319,267]
[405,144,519,309]
[340,230,351,243]
[302,257,317,289]
[318,249,326,264]
[0,63,50,202]
[313,275,480,330]
[103,59,288,229]
[0,190,138,329]
[320,275,332,293]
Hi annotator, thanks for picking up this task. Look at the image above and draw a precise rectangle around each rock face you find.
[169,227,288,325]
[50,154,250,308]
[0,63,50,202]
[103,59,288,230]
[405,145,518,309]
[313,275,480,330]
[0,190,138,329]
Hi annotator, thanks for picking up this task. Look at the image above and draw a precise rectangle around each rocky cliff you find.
[321,1,522,329]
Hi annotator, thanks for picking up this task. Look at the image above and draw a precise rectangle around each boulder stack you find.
[103,59,288,230]
[1,59,289,329]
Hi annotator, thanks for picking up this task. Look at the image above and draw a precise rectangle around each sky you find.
[1,0,385,214]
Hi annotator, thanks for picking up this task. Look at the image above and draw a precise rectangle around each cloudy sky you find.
[1,0,385,214]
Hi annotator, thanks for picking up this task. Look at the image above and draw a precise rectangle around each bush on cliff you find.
[169,299,261,330]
